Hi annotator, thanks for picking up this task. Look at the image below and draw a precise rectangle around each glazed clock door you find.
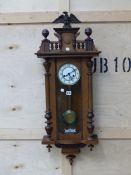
[56,59,82,140]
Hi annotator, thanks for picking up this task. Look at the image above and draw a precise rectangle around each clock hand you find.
[69,69,76,75]
[63,69,76,78]
[63,72,72,78]
[66,73,74,80]
[63,74,68,77]
[63,74,73,81]
[69,74,73,80]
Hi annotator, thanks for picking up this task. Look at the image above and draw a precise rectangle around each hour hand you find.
[63,74,68,77]
[63,73,70,78]
[69,74,73,80]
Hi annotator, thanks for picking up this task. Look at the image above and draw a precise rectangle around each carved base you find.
[62,147,80,154]
[42,134,98,165]
[42,135,98,145]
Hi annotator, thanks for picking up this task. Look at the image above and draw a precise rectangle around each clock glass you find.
[58,63,80,85]
[62,110,77,125]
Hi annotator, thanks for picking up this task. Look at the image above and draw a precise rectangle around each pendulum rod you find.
[67,85,72,109]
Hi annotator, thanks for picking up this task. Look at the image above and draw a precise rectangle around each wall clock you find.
[36,11,101,165]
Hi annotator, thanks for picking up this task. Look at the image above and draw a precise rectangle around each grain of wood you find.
[0,128,131,140]
[74,10,131,22]
[0,12,59,24]
[0,24,131,134]
[0,140,131,175]
[1,11,131,24]
[71,0,131,11]
[0,2,130,175]
[61,154,72,175]
[0,141,61,175]
[0,0,59,12]
[59,0,70,14]
[74,140,131,175]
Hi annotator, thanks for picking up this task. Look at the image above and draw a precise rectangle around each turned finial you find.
[42,29,49,39]
[85,27,92,38]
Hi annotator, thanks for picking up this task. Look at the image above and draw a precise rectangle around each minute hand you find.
[63,69,76,78]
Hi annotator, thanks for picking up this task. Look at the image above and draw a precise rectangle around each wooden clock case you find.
[36,12,100,164]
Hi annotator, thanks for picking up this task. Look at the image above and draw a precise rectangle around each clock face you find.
[58,63,80,85]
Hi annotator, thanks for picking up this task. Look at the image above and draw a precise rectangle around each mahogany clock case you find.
[36,11,101,164]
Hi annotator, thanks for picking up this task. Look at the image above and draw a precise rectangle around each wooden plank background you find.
[0,24,131,139]
[1,11,131,24]
[71,0,131,11]
[0,140,131,175]
[0,141,61,175]
[0,0,59,12]
[0,0,131,175]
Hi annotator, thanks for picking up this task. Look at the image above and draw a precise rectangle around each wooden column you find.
[42,60,52,152]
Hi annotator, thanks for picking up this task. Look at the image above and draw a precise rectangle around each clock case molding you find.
[36,12,101,165]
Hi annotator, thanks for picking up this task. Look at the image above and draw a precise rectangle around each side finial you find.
[85,28,94,51]
[85,27,92,38]
[42,29,49,39]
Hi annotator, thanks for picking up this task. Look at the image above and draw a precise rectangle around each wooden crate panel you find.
[0,141,61,175]
[0,0,58,12]
[0,24,131,137]
[0,140,131,175]
[74,140,131,175]
[71,0,131,11]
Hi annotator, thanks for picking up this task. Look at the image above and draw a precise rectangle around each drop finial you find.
[66,154,76,165]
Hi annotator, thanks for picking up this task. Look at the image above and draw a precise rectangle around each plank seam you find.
[0,10,131,24]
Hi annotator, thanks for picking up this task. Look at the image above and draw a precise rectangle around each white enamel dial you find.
[58,63,80,85]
